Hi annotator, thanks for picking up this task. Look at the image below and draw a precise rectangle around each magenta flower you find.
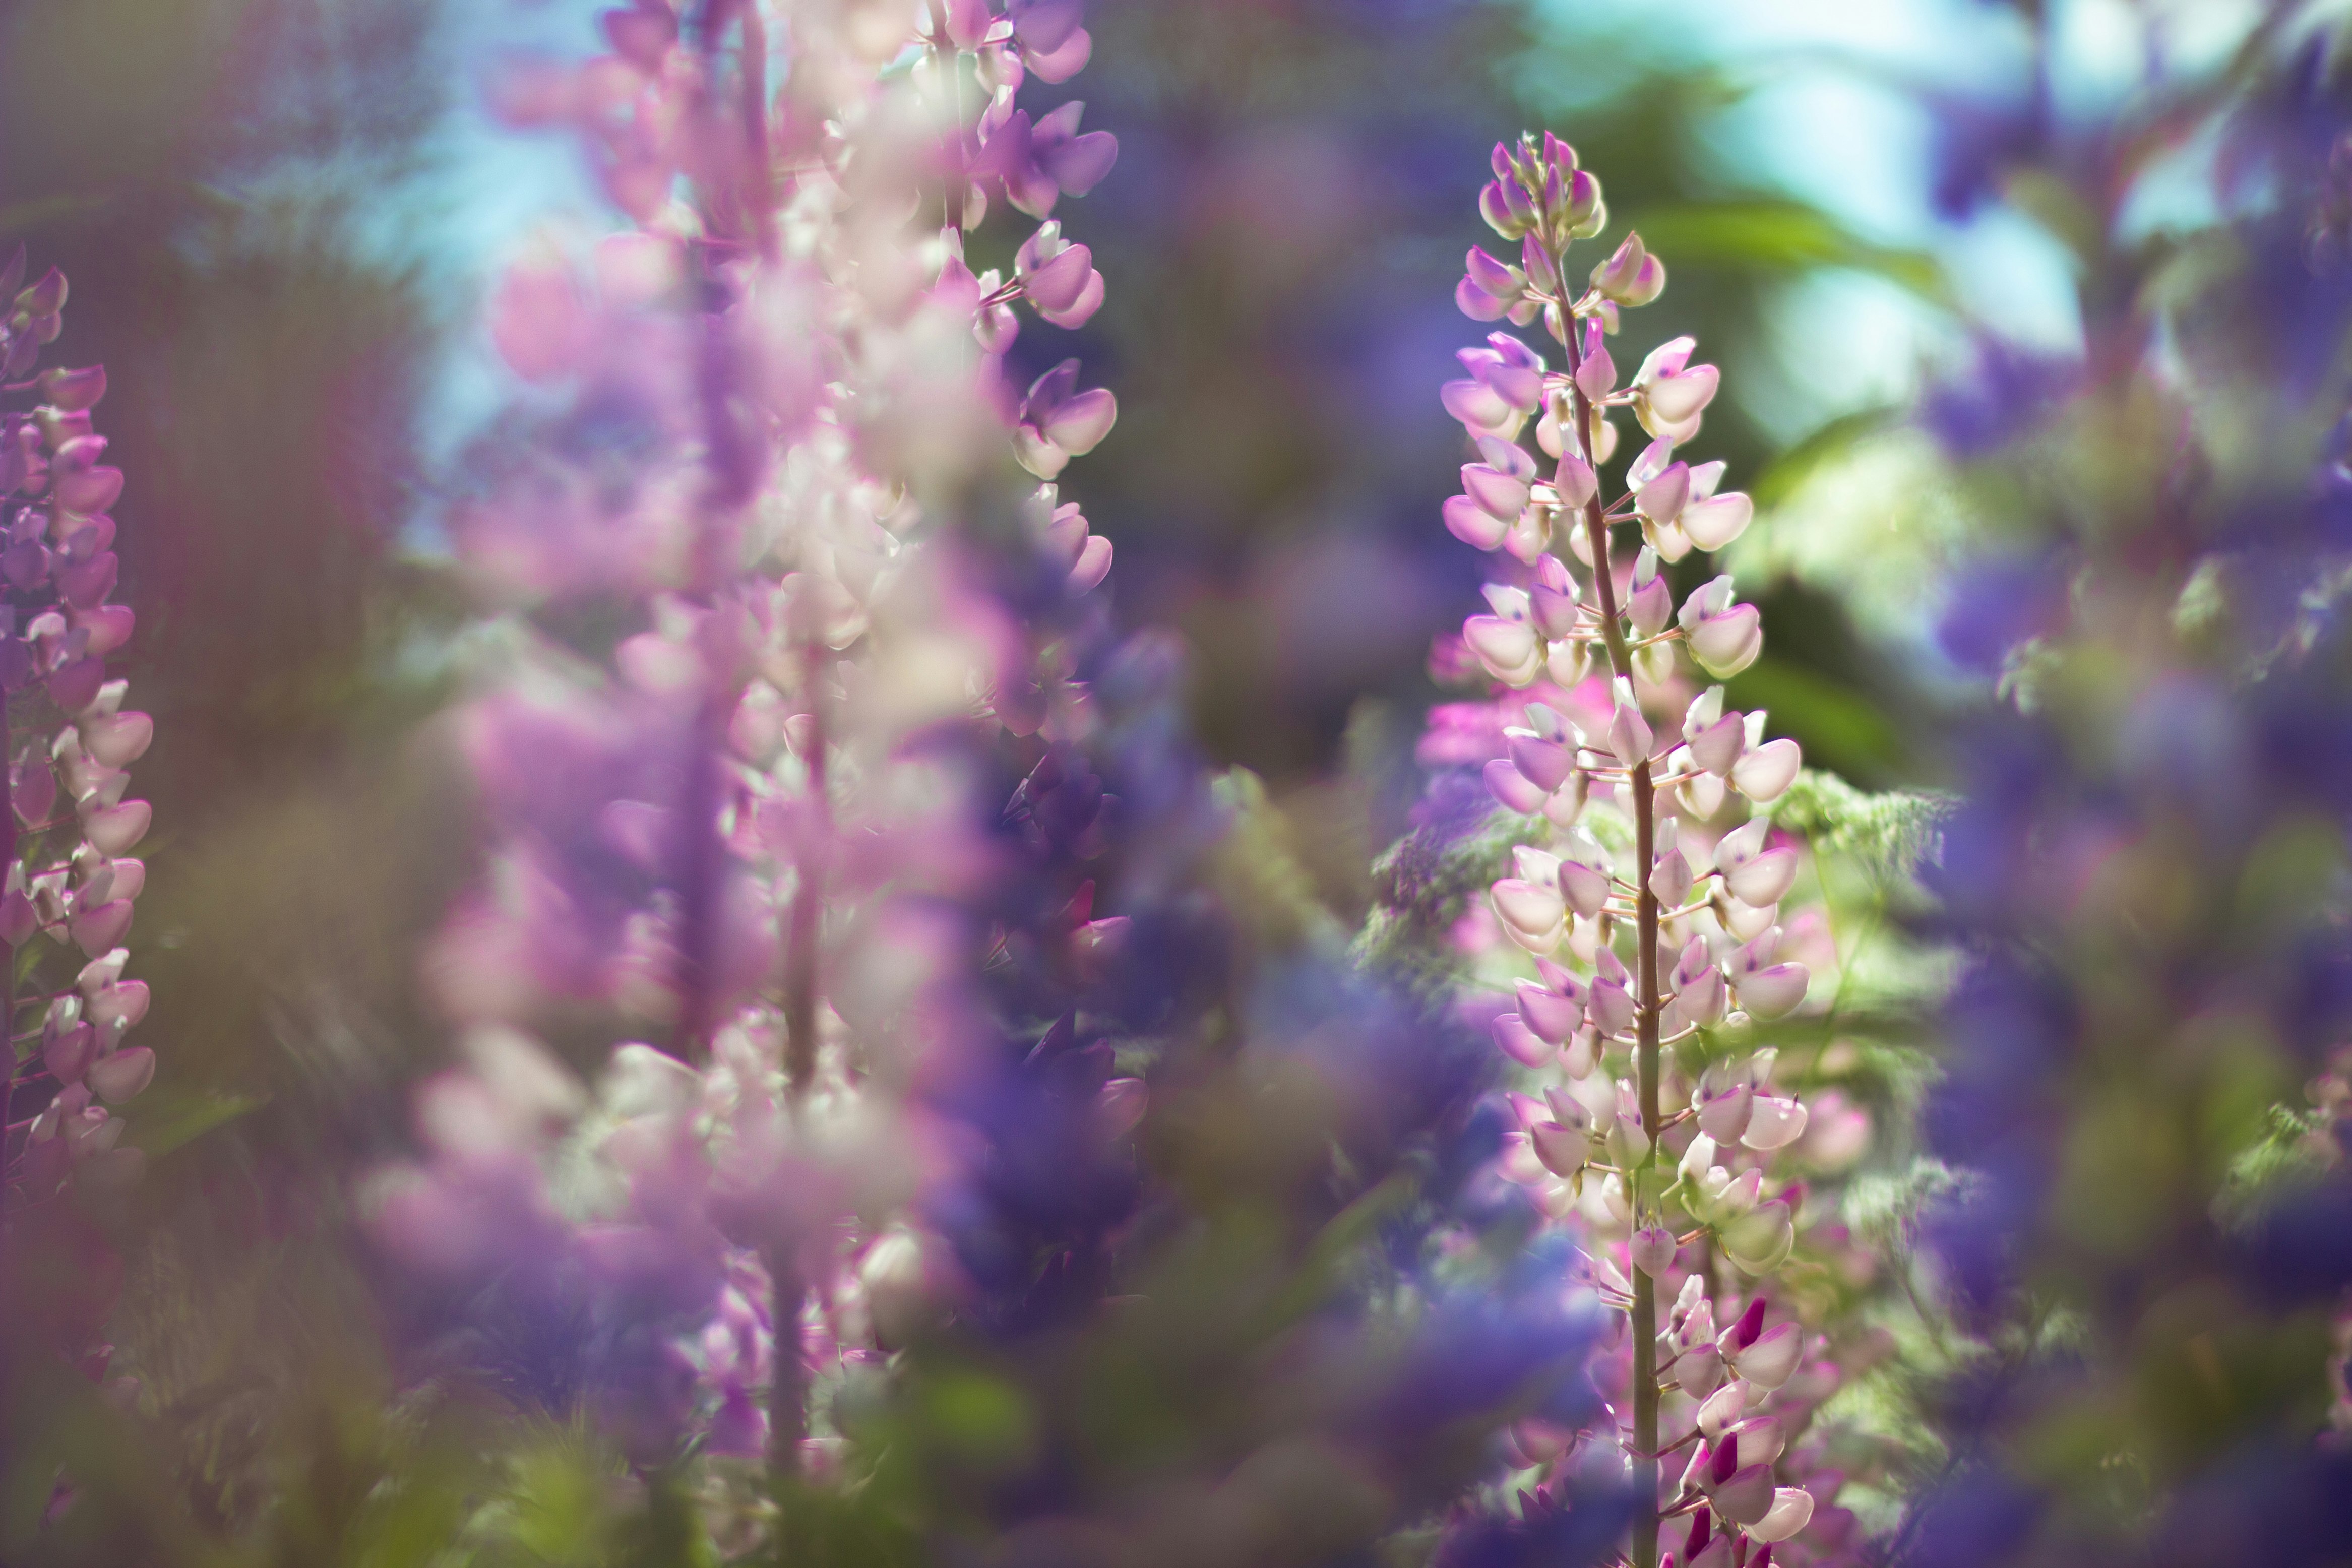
[973,99,1118,219]
[944,0,1095,86]
[1,255,157,1239]
[1014,358,1118,479]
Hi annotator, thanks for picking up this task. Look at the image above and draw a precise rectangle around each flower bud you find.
[1483,759,1548,814]
[1608,1110,1651,1165]
[1492,1012,1555,1068]
[1464,454,1534,521]
[1688,709,1746,775]
[1538,1083,1594,1135]
[1589,973,1637,1038]
[1609,679,1653,765]
[1517,976,1586,1043]
[39,365,106,413]
[1688,602,1762,678]
[1726,1414,1786,1470]
[1680,964,1728,1027]
[1725,846,1798,907]
[1679,767,1728,819]
[1519,233,1561,295]
[20,267,67,317]
[1684,684,1723,735]
[1564,1071,1619,1129]
[1443,494,1511,551]
[1649,845,1693,908]
[1636,461,1691,525]
[1628,572,1673,638]
[88,1044,154,1104]
[1723,1199,1796,1275]
[1590,233,1665,306]
[1556,835,1613,921]
[1574,344,1616,402]
[1505,728,1575,793]
[1630,1225,1676,1277]
[1637,351,1719,437]
[1562,168,1606,238]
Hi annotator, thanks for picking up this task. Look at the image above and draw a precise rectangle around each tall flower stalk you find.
[0,249,155,1450]
[1448,137,1816,1568]
[369,0,1126,1518]
[0,247,155,1227]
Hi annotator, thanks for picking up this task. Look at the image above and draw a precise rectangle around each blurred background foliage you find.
[11,0,2336,1563]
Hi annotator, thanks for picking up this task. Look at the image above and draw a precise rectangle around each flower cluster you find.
[1,248,156,1216]
[1435,136,1832,1568]
[1879,23,2352,1567]
[368,0,1131,1489]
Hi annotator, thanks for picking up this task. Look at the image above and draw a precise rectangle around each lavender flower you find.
[371,0,1132,1509]
[1875,18,2352,1568]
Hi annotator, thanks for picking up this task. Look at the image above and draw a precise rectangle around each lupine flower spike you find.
[1,250,155,1413]
[370,0,1127,1510]
[1446,137,1816,1568]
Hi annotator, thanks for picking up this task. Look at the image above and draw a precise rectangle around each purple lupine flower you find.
[2,254,156,1219]
[1889,23,2352,1567]
[971,99,1118,220]
[1014,358,1119,479]
[1014,220,1106,329]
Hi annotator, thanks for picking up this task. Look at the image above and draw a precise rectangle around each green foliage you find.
[1208,769,1349,956]
[1355,806,1546,991]
[2214,1104,2338,1234]
[1773,769,1954,882]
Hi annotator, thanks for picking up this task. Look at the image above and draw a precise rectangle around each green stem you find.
[1561,291,1661,1568]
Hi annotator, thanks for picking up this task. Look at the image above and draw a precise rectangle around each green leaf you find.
[1726,657,1909,780]
[128,1087,268,1159]
[1751,407,1904,509]
[1623,200,1953,303]
[0,193,113,239]
[1772,769,1955,879]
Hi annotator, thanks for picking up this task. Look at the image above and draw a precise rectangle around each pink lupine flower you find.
[1002,0,1095,82]
[1590,230,1666,306]
[1421,142,1855,1568]
[1631,335,1721,444]
[2,255,156,1222]
[1679,574,1765,678]
[1458,245,1535,324]
[1015,220,1106,328]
